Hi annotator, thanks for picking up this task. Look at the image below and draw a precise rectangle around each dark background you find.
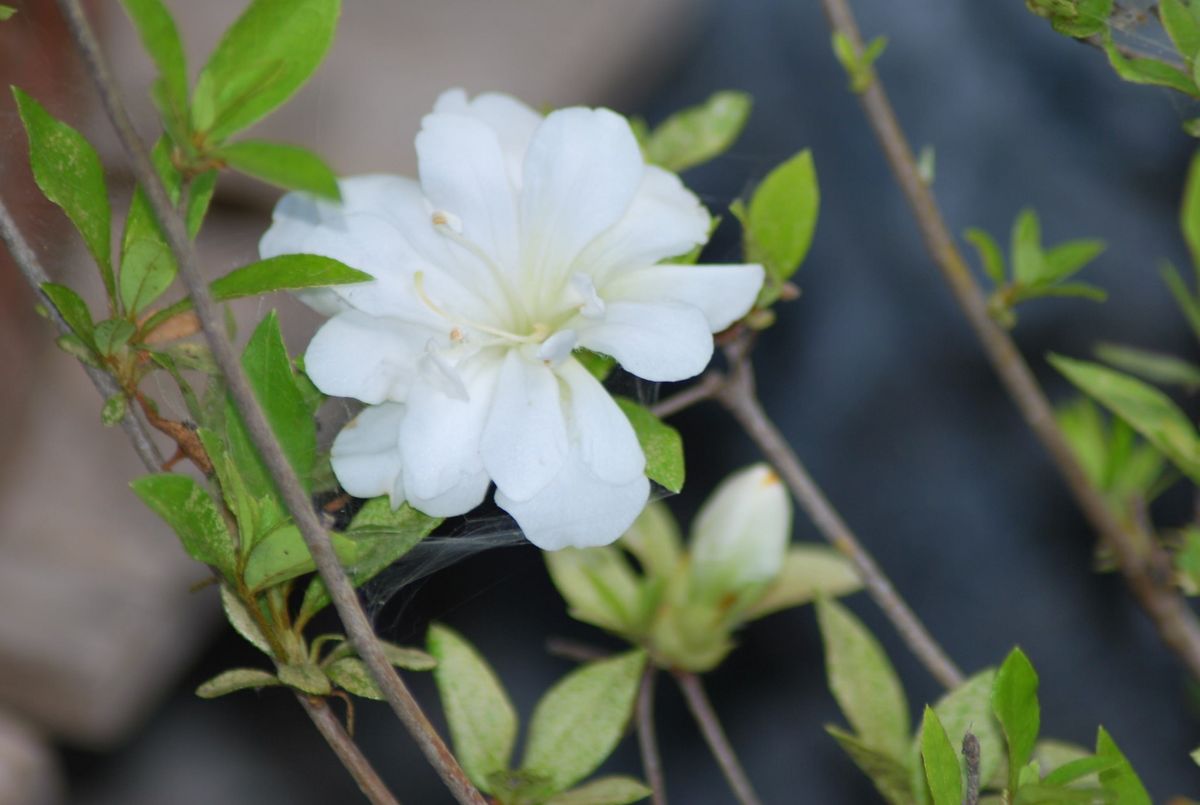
[52,0,1200,801]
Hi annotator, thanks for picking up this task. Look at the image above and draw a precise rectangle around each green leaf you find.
[93,319,136,356]
[325,657,383,700]
[643,90,752,173]
[130,474,237,577]
[1095,342,1200,391]
[1162,0,1200,64]
[379,641,437,671]
[119,139,183,316]
[1094,727,1151,805]
[196,668,280,698]
[1010,208,1044,285]
[1042,0,1113,37]
[1014,784,1115,803]
[297,498,440,622]
[1026,282,1107,302]
[101,394,127,427]
[1102,32,1199,95]
[615,398,685,493]
[545,777,652,805]
[427,624,519,794]
[213,254,371,301]
[13,88,113,298]
[278,661,332,695]
[619,501,683,580]
[744,149,820,299]
[545,546,646,634]
[40,283,96,348]
[1040,239,1105,284]
[1161,262,1200,344]
[927,669,1003,793]
[920,706,962,805]
[965,227,1007,286]
[742,545,862,619]
[196,0,341,139]
[118,0,188,120]
[827,726,914,805]
[521,650,647,796]
[219,584,272,655]
[816,598,910,759]
[218,139,339,199]
[55,334,101,368]
[831,33,888,93]
[187,170,218,238]
[1050,355,1200,482]
[993,647,1040,792]
[1040,755,1120,787]
[574,349,616,382]
[1183,152,1200,270]
[0,6,16,21]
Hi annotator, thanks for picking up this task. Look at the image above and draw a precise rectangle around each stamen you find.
[413,271,544,345]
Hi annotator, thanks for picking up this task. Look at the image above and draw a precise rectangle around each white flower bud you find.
[690,463,791,594]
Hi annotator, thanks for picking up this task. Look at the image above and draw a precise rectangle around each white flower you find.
[260,89,764,550]
[690,463,791,591]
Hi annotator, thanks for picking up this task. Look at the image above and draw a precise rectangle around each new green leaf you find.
[521,650,647,796]
[927,669,1003,792]
[920,706,962,805]
[643,90,751,173]
[1095,727,1151,804]
[14,88,113,298]
[40,283,96,348]
[196,668,280,698]
[816,598,910,759]
[827,726,913,805]
[119,0,188,119]
[1095,342,1200,391]
[742,149,820,301]
[742,545,862,619]
[993,647,1040,792]
[615,398,685,493]
[428,624,518,794]
[130,474,237,577]
[218,139,340,199]
[545,777,652,805]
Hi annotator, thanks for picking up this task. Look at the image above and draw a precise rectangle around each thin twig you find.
[636,667,667,805]
[0,195,164,470]
[817,0,1200,681]
[673,671,762,805]
[651,372,724,419]
[545,637,612,664]
[298,696,400,805]
[0,195,406,805]
[962,731,981,805]
[716,338,965,690]
[52,3,485,801]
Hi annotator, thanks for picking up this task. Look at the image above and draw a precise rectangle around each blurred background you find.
[1,0,1198,801]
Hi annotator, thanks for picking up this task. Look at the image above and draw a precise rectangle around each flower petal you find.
[577,301,714,382]
[305,311,433,404]
[495,453,650,550]
[330,403,406,507]
[691,464,791,589]
[417,112,520,275]
[480,350,568,501]
[602,263,765,332]
[433,88,541,186]
[519,107,644,290]
[575,166,711,281]
[559,359,644,484]
[400,352,500,510]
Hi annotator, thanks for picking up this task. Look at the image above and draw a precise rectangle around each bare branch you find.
[674,671,762,805]
[297,696,400,805]
[637,667,667,805]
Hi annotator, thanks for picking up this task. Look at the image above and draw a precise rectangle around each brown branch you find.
[0,196,164,471]
[52,2,485,801]
[636,666,667,805]
[716,337,965,689]
[962,731,981,805]
[298,696,400,805]
[673,671,762,805]
[817,0,1200,680]
[651,372,724,419]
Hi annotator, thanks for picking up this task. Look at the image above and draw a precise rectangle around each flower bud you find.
[690,464,791,596]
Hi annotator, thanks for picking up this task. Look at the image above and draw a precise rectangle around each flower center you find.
[413,271,551,346]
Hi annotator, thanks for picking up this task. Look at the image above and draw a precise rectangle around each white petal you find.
[519,107,644,289]
[496,453,650,550]
[305,311,432,404]
[577,301,714,382]
[433,88,541,185]
[559,359,644,484]
[575,166,711,282]
[537,329,578,365]
[602,263,765,332]
[417,112,520,275]
[330,403,406,507]
[408,469,491,518]
[480,350,568,501]
[401,353,500,506]
[691,464,791,588]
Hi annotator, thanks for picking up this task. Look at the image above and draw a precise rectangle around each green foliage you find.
[1051,355,1200,482]
[642,90,751,173]
[324,657,382,700]
[100,394,128,426]
[816,598,910,759]
[194,0,341,140]
[520,650,646,797]
[967,209,1106,326]
[543,777,651,805]
[13,88,114,301]
[920,670,1003,799]
[217,139,340,199]
[130,473,237,578]
[1094,727,1151,804]
[119,0,188,122]
[826,727,914,805]
[573,349,616,382]
[831,32,888,93]
[740,545,862,619]
[1162,0,1200,63]
[1102,31,1199,96]
[1175,527,1200,594]
[195,668,280,698]
[277,661,332,695]
[1183,151,1200,270]
[993,648,1040,792]
[614,398,684,493]
[220,585,272,655]
[428,624,519,793]
[119,139,182,316]
[40,283,96,351]
[0,6,16,21]
[919,707,962,805]
[545,545,646,635]
[733,149,820,305]
[1095,342,1200,391]
[1026,0,1113,37]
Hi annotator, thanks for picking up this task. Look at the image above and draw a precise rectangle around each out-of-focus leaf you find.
[1095,342,1200,391]
[119,0,188,119]
[196,668,280,698]
[827,726,914,805]
[218,139,339,199]
[1102,32,1199,95]
[965,227,1007,286]
[1095,727,1151,804]
[742,545,862,619]
[643,91,751,173]
[544,776,652,805]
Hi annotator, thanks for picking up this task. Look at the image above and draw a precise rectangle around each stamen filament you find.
[414,272,544,344]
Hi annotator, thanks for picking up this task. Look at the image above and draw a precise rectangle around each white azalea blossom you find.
[260,88,764,549]
[690,463,791,591]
